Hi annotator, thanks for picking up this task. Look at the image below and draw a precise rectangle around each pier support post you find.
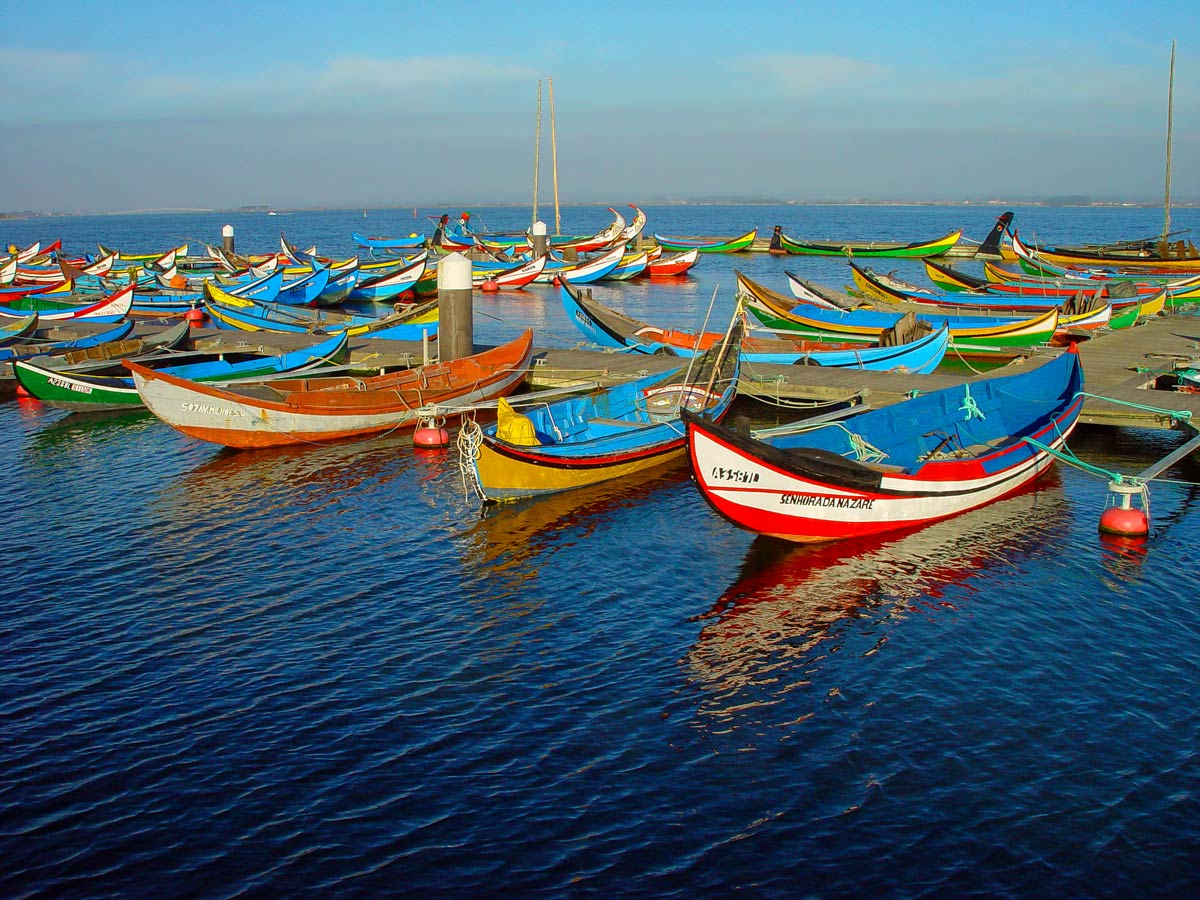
[222,225,235,254]
[437,251,473,362]
[531,220,548,258]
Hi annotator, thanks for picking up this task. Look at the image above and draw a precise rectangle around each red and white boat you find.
[683,347,1084,543]
[646,247,699,278]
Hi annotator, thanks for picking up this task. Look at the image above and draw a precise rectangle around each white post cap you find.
[437,251,473,291]
[531,221,547,236]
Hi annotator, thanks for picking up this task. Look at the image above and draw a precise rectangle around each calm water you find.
[3,206,1199,898]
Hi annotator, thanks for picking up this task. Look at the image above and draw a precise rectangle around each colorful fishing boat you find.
[737,271,1059,349]
[203,282,438,340]
[849,262,1133,316]
[560,282,949,372]
[351,231,426,250]
[1104,288,1167,329]
[16,330,350,412]
[0,282,134,323]
[646,248,700,277]
[555,244,627,285]
[602,250,650,281]
[129,330,534,449]
[922,258,1197,300]
[17,319,192,376]
[772,228,962,258]
[346,255,427,301]
[0,312,40,346]
[472,255,547,289]
[0,319,136,363]
[1011,232,1200,271]
[464,323,741,501]
[683,346,1084,543]
[785,271,857,309]
[653,230,757,254]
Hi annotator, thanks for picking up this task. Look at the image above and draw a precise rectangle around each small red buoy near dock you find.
[480,279,499,293]
[184,307,207,324]
[1098,480,1150,538]
[413,412,450,450]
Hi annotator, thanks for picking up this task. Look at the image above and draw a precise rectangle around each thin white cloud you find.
[4,51,540,123]
[0,46,100,100]
[733,53,890,97]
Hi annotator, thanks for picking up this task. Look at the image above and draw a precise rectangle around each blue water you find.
[3,206,1199,898]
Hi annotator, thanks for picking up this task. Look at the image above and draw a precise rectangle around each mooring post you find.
[531,220,548,258]
[437,251,473,361]
[222,224,235,254]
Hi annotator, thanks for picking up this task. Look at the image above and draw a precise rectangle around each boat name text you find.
[47,376,93,395]
[780,493,875,510]
[181,402,246,417]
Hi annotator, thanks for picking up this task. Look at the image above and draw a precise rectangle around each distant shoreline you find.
[4,199,1198,220]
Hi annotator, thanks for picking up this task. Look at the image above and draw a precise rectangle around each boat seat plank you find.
[589,417,652,429]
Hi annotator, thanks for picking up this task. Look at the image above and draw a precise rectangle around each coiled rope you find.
[457,416,488,502]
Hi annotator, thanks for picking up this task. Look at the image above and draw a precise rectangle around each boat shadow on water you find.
[685,471,1071,729]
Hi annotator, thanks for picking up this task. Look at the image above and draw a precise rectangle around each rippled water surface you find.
[3,206,1199,898]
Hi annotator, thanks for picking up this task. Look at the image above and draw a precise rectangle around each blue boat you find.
[466,321,743,501]
[274,263,331,307]
[0,319,136,363]
[351,231,426,250]
[203,282,438,341]
[14,330,352,412]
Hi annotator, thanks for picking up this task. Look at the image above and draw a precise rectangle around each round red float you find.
[184,308,207,324]
[413,426,451,449]
[1098,506,1149,537]
[480,280,499,293]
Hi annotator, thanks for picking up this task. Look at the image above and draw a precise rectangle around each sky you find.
[1,0,1196,214]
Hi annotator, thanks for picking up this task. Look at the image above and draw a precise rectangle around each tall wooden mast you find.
[549,76,561,236]
[532,80,542,229]
[1161,40,1176,253]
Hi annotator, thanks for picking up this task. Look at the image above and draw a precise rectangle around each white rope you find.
[456,416,488,502]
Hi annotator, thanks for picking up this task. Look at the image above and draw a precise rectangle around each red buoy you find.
[184,308,207,324]
[1099,481,1150,537]
[414,426,450,449]
[414,412,451,449]
[1099,505,1149,537]
[480,280,499,293]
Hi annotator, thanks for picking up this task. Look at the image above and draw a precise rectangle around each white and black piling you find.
[530,220,548,258]
[221,224,235,254]
[436,251,473,362]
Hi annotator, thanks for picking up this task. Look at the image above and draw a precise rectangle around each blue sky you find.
[1,0,1195,213]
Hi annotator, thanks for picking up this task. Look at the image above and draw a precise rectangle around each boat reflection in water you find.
[686,471,1070,730]
[459,466,692,585]
[151,434,429,565]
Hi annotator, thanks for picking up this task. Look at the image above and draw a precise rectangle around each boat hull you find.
[131,332,533,449]
[684,350,1084,543]
[779,229,962,258]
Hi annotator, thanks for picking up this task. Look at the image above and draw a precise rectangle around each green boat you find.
[13,330,350,412]
[653,229,757,253]
[737,271,1058,350]
[773,228,962,258]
